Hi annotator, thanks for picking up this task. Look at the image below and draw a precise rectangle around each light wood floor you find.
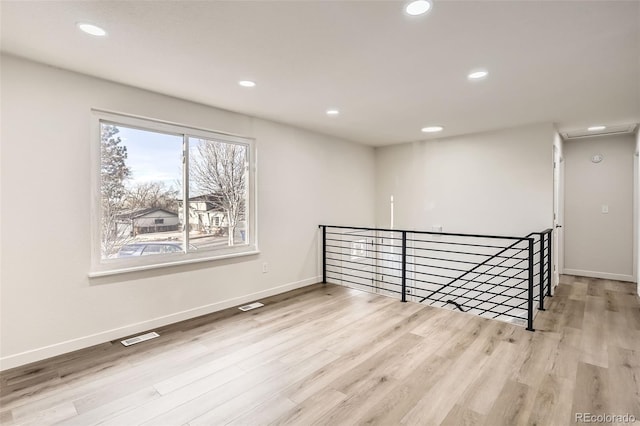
[1,275,639,426]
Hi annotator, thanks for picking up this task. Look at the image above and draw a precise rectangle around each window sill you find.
[88,250,260,278]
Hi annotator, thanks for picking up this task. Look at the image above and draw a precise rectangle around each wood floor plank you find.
[0,410,13,425]
[137,360,291,426]
[587,278,606,297]
[235,294,408,372]
[59,387,160,426]
[5,342,210,417]
[329,332,422,396]
[0,376,69,412]
[353,354,453,425]
[604,279,637,293]
[607,310,640,351]
[441,404,485,426]
[542,291,585,332]
[63,344,211,415]
[547,326,582,381]
[562,299,586,331]
[408,303,463,336]
[572,362,610,420]
[7,401,77,426]
[581,295,609,368]
[153,360,241,396]
[282,306,435,404]
[187,350,340,426]
[527,373,574,426]
[270,388,347,426]
[568,278,589,301]
[194,292,377,360]
[457,340,521,415]
[142,348,338,426]
[322,300,425,355]
[398,324,496,425]
[354,317,495,425]
[607,346,640,419]
[604,289,622,312]
[226,393,297,426]
[90,363,246,426]
[383,327,452,380]
[190,299,352,368]
[512,330,558,388]
[308,372,400,425]
[483,380,537,426]
[624,306,640,331]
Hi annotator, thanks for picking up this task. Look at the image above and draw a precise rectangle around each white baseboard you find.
[562,269,635,283]
[0,276,321,372]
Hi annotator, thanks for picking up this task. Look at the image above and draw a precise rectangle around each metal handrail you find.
[320,224,529,240]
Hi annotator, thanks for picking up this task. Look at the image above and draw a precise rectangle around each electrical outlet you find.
[262,262,268,273]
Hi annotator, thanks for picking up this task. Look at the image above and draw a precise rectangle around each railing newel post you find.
[322,225,327,284]
[527,237,535,331]
[547,231,553,297]
[539,233,545,311]
[401,231,407,303]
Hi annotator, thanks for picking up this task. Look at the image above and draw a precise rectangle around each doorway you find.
[553,140,564,287]
[561,134,635,282]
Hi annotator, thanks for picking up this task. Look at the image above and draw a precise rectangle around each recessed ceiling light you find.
[421,126,444,133]
[587,125,606,131]
[77,23,107,37]
[238,80,256,88]
[405,0,432,16]
[468,70,488,80]
[326,109,340,116]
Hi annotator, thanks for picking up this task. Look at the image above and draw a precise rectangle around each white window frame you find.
[89,110,258,277]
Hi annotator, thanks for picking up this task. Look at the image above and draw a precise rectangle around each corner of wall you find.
[635,127,640,295]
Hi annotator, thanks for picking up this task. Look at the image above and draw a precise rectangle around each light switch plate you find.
[602,205,609,214]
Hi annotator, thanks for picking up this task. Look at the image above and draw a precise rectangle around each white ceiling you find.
[1,1,639,146]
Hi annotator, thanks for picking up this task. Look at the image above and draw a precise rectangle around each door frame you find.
[553,136,565,287]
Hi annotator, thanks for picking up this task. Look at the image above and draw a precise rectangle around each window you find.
[351,239,367,260]
[91,111,256,277]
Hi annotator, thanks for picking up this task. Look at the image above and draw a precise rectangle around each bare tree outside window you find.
[100,124,132,257]
[100,123,183,259]
[189,139,247,246]
[124,182,179,212]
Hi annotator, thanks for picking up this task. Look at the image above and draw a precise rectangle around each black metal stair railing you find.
[319,225,553,331]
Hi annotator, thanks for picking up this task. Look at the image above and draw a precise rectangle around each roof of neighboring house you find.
[178,194,224,212]
[116,207,178,220]
[188,194,222,202]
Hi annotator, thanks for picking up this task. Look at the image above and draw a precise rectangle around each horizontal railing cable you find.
[418,239,530,303]
[325,238,530,261]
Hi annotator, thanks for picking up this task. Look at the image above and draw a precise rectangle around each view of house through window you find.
[188,137,247,250]
[99,120,250,262]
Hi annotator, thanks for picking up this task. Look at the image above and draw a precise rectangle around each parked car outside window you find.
[117,242,196,258]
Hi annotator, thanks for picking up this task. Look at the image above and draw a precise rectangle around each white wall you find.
[374,123,555,236]
[563,134,635,281]
[0,55,376,369]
